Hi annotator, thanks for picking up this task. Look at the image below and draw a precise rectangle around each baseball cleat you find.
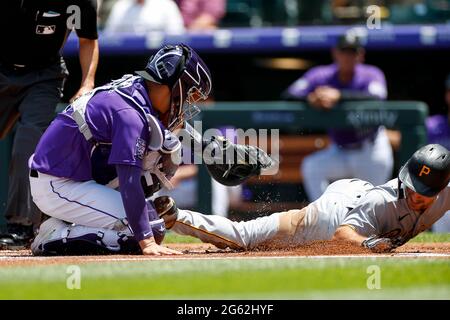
[30,217,69,255]
[153,196,178,229]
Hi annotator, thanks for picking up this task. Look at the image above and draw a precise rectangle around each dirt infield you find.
[0,241,449,267]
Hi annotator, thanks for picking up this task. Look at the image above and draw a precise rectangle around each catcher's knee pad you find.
[31,218,140,256]
[274,208,307,243]
[153,196,178,229]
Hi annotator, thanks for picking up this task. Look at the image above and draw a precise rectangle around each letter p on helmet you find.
[419,165,431,177]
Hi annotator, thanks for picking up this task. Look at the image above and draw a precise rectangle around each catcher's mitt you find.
[203,136,274,186]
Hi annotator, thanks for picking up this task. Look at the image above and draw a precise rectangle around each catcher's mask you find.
[136,44,212,131]
[398,143,450,197]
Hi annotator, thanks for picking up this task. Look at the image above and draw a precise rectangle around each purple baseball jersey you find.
[31,76,164,241]
[286,63,387,147]
[427,114,450,150]
[32,77,157,179]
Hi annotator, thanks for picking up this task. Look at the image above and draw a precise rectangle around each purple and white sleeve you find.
[116,164,155,242]
[282,69,321,100]
[366,69,387,100]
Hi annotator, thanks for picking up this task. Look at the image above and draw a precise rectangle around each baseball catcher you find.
[152,144,449,253]
[29,44,273,256]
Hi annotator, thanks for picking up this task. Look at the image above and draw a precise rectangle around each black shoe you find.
[0,224,34,250]
[153,196,178,229]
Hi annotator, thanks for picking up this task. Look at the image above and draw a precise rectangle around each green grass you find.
[0,258,448,299]
[0,231,447,299]
[409,232,450,243]
[163,231,201,243]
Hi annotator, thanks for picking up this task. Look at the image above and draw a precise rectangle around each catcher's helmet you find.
[399,144,450,197]
[136,44,212,131]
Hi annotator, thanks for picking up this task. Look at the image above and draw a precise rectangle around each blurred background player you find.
[283,33,394,201]
[427,73,450,150]
[176,0,226,31]
[0,0,99,248]
[104,0,185,34]
[428,73,450,233]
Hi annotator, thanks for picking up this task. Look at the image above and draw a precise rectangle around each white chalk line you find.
[0,252,449,264]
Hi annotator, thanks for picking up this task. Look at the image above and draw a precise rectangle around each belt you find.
[0,57,59,73]
[30,169,39,178]
[0,63,39,74]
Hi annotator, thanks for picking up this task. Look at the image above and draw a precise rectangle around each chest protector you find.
[68,74,164,150]
[68,75,181,191]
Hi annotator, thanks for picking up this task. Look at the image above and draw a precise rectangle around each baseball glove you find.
[203,136,274,186]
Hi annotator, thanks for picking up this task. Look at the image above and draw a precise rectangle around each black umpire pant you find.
[0,58,68,228]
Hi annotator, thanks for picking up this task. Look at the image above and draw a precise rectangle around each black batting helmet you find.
[398,144,450,197]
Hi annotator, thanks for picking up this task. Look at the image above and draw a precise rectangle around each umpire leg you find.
[5,67,65,236]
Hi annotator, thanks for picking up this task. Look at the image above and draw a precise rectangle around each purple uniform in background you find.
[31,77,162,241]
[176,0,226,28]
[427,114,450,233]
[426,114,450,150]
[286,63,387,147]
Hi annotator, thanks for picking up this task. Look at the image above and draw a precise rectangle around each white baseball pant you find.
[29,171,130,231]
[301,127,393,201]
[170,179,373,249]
